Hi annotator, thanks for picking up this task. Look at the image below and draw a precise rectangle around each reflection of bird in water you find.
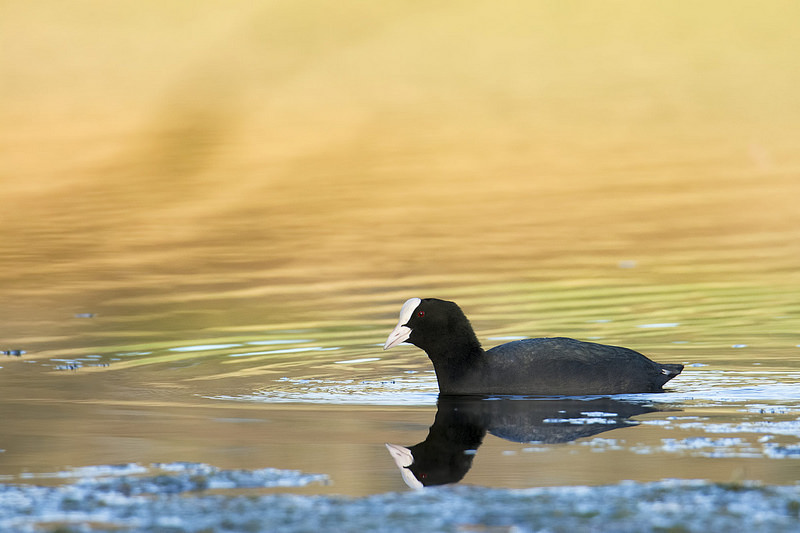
[384,298,683,395]
[386,396,666,489]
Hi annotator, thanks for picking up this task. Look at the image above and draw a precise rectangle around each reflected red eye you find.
[417,310,425,317]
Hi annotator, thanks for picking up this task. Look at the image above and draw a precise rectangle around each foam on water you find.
[617,370,800,405]
[2,473,800,533]
[210,375,440,405]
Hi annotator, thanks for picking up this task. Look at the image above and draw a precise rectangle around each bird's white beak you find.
[383,297,421,350]
[383,324,411,350]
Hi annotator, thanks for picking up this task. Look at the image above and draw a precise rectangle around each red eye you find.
[417,310,425,317]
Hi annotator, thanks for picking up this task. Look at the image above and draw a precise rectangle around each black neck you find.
[425,336,486,393]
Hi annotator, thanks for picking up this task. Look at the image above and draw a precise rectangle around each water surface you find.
[2,1,800,531]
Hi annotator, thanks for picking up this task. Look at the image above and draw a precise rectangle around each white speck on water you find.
[228,347,339,357]
[590,438,621,446]
[247,339,313,345]
[640,419,674,426]
[170,344,242,352]
[660,437,746,453]
[544,418,619,425]
[19,463,149,480]
[636,323,680,328]
[334,358,381,364]
[762,443,800,458]
[740,405,797,414]
[733,344,748,348]
[679,419,800,437]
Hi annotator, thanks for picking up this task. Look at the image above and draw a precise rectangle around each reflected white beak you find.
[383,297,421,350]
[385,443,413,468]
[385,443,424,490]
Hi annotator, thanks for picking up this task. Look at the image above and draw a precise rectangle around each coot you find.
[383,298,683,395]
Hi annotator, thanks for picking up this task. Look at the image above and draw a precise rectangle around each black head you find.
[384,298,479,354]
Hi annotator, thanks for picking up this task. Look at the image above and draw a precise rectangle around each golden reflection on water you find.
[1,1,800,494]
[3,2,800,303]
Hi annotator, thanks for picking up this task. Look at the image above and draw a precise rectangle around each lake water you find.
[2,2,800,531]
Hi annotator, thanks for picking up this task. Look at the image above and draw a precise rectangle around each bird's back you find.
[478,337,681,395]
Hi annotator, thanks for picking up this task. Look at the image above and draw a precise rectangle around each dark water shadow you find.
[386,395,676,489]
